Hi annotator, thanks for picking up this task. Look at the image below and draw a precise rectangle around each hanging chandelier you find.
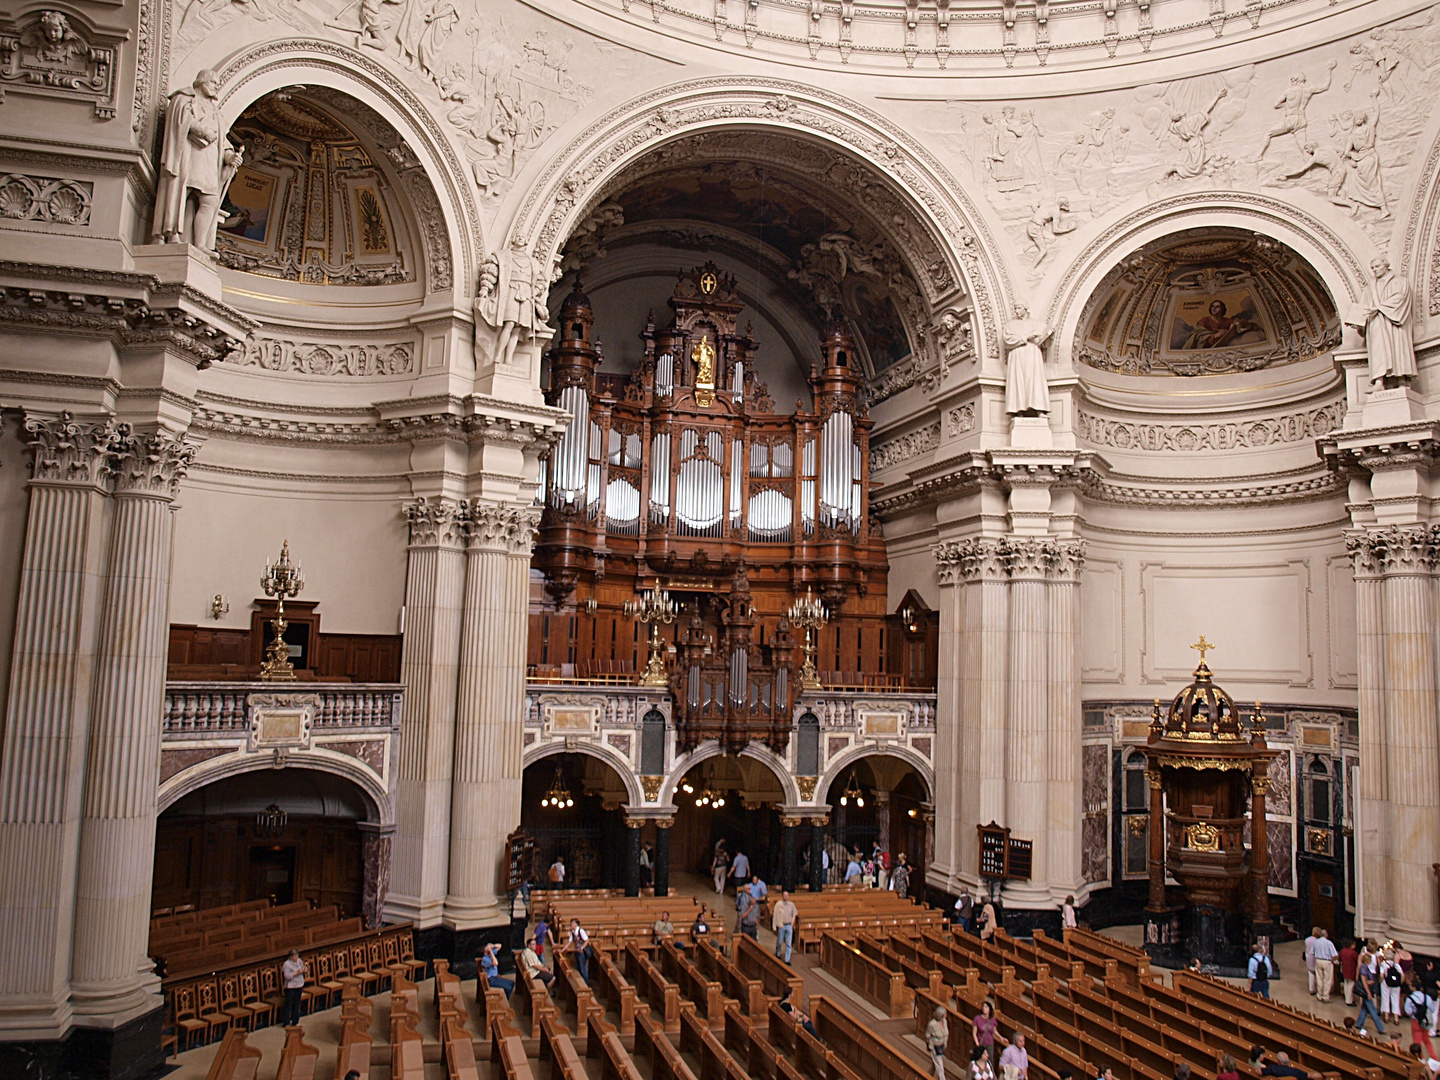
[839,773,865,808]
[694,783,726,809]
[540,766,575,809]
[255,803,288,837]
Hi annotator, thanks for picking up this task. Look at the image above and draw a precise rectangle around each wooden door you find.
[248,845,296,905]
[1309,868,1336,932]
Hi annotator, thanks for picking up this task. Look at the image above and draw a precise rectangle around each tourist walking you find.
[712,846,730,894]
[1356,950,1386,1035]
[1248,943,1273,999]
[1383,947,1406,1023]
[772,889,798,963]
[977,894,998,942]
[925,1006,949,1080]
[1061,895,1078,931]
[892,853,911,899]
[1313,928,1338,1003]
[954,887,973,933]
[1340,938,1360,1005]
[972,1000,997,1067]
[565,918,592,984]
[737,883,760,940]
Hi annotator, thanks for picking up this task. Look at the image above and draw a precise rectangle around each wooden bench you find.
[592,948,638,1035]
[274,1025,319,1080]
[733,934,804,1004]
[491,1028,537,1080]
[203,1027,262,1080]
[812,995,932,1080]
[337,1018,372,1080]
[539,1013,587,1080]
[634,1005,700,1080]
[722,1005,809,1080]
[678,1000,749,1080]
[819,934,913,1020]
[554,951,600,1031]
[586,1012,644,1080]
[624,942,681,1033]
[659,938,726,1027]
[693,938,766,1020]
[515,960,563,1040]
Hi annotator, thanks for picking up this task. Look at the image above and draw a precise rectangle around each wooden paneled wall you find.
[167,624,402,682]
[152,814,364,917]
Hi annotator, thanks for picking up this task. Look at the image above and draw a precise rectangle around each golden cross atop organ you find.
[1190,634,1216,667]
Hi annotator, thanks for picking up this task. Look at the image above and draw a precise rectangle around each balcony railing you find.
[163,681,404,737]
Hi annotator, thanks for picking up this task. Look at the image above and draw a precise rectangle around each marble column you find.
[1250,772,1271,933]
[1146,769,1166,912]
[873,792,891,863]
[0,413,121,1039]
[71,431,195,1030]
[1046,541,1084,901]
[624,818,643,898]
[1004,539,1049,903]
[386,498,466,928]
[359,823,394,930]
[446,503,540,929]
[809,817,828,892]
[780,816,801,892]
[653,820,672,897]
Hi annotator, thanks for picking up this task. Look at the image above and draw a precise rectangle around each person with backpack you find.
[1248,943,1273,999]
[1405,973,1437,1059]
[1356,949,1386,1035]
[1382,947,1406,1024]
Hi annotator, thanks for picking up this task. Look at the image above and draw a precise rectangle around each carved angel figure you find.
[152,70,243,250]
[32,11,85,64]
[475,236,551,369]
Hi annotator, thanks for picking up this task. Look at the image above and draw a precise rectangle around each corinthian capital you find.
[935,540,965,585]
[23,411,124,486]
[464,501,542,554]
[112,431,198,497]
[1046,538,1086,582]
[1004,537,1049,581]
[402,496,464,548]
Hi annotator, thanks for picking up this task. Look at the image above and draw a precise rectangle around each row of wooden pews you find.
[546,894,728,952]
[788,888,945,953]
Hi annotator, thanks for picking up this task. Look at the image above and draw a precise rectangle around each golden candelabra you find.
[787,587,827,691]
[259,539,305,682]
[624,588,679,687]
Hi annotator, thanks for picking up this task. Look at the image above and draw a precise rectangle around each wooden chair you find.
[274,1024,320,1080]
[172,986,211,1052]
[194,979,231,1044]
[397,933,426,978]
[218,972,255,1032]
[352,941,380,996]
[239,969,275,1031]
[332,947,361,996]
[311,949,343,1010]
[259,964,285,1017]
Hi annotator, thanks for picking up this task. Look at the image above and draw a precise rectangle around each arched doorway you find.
[670,755,787,893]
[153,768,374,918]
[823,754,930,887]
[521,752,632,889]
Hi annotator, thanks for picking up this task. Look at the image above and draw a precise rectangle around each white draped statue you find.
[152,70,242,250]
[1003,308,1053,416]
[1346,258,1416,387]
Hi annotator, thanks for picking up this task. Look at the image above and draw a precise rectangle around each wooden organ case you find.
[530,265,890,753]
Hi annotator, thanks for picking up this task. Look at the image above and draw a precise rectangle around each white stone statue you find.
[1004,308,1052,416]
[475,235,551,368]
[1346,258,1416,387]
[152,70,242,249]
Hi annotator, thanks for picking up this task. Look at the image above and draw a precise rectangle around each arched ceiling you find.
[1075,229,1339,378]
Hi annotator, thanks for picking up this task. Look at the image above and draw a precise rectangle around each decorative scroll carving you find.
[403,496,464,547]
[0,10,122,119]
[947,403,975,437]
[237,337,414,377]
[1077,402,1345,452]
[24,411,123,485]
[112,431,198,497]
[869,422,938,472]
[0,173,92,224]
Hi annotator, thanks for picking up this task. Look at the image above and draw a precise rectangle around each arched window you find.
[1123,749,1149,812]
[795,712,820,776]
[640,709,666,777]
[1306,757,1332,825]
[1122,749,1149,879]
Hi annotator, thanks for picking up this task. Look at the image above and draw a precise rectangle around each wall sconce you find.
[210,594,229,620]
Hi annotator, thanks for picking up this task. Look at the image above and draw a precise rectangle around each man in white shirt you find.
[1303,927,1319,996]
[565,918,591,984]
[1312,929,1339,1003]
[771,890,798,963]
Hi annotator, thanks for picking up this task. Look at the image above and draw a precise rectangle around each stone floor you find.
[162,878,1395,1079]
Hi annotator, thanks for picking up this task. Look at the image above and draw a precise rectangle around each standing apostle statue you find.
[152,69,243,250]
[1004,307,1053,416]
[1346,258,1417,388]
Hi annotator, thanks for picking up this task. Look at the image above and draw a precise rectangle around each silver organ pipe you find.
[729,646,747,706]
[676,428,724,537]
[604,477,640,532]
[819,410,855,529]
[729,438,742,526]
[656,353,674,398]
[550,384,590,507]
[732,361,744,404]
[801,438,816,536]
[587,420,602,519]
[649,430,671,522]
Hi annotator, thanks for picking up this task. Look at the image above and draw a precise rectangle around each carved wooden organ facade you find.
[529,265,898,752]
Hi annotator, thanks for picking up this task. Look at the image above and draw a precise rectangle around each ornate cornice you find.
[403,496,464,549]
[1078,470,1342,508]
[463,502,542,554]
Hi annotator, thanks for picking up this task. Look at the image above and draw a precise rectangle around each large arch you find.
[1039,188,1379,375]
[815,743,935,807]
[664,740,800,810]
[199,39,480,303]
[522,739,644,806]
[158,750,392,825]
[502,77,1016,375]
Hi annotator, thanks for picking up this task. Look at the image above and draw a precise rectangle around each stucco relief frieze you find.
[1081,471,1341,508]
[238,336,415,376]
[0,173,93,225]
[869,422,938,472]
[1076,401,1346,452]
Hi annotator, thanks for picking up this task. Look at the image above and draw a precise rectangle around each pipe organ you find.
[530,264,892,752]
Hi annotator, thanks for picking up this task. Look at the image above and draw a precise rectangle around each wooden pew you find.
[444,1016,482,1080]
[765,999,865,1080]
[202,1027,262,1080]
[586,1011,644,1080]
[693,938,766,1020]
[722,1005,809,1080]
[733,934,804,1004]
[659,938,726,1028]
[819,934,913,1020]
[491,1026,537,1080]
[592,948,638,1035]
[634,1005,700,1080]
[856,934,945,999]
[554,951,600,1031]
[515,958,563,1040]
[624,942,682,1033]
[539,1013,589,1080]
[812,995,932,1080]
[678,1001,749,1080]
[337,1018,372,1080]
[391,1010,425,1080]
[274,1026,320,1080]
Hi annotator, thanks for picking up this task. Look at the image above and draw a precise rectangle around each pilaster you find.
[71,431,194,1031]
[386,497,465,928]
[445,502,540,929]
[0,413,120,1039]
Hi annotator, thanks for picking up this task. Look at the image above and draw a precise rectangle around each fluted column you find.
[1349,532,1390,932]
[1046,541,1084,901]
[386,498,466,927]
[931,543,964,885]
[1377,528,1440,940]
[0,413,120,1039]
[445,503,539,928]
[1004,539,1049,904]
[71,432,195,1029]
